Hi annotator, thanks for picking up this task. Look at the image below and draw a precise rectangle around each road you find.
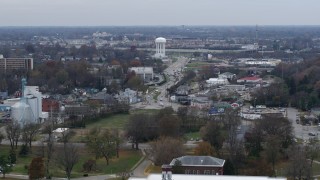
[286,107,319,141]
[132,56,190,111]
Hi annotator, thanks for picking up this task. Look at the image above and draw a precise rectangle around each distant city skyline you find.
[0,0,319,26]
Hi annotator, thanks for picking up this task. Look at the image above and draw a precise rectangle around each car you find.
[308,132,316,136]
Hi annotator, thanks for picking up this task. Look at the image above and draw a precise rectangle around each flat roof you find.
[129,174,286,180]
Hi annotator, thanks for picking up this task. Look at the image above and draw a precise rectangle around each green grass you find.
[184,131,201,140]
[0,145,41,175]
[86,113,130,129]
[71,109,159,142]
[312,162,320,176]
[0,145,142,178]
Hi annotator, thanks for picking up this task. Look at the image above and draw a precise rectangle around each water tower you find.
[155,37,166,58]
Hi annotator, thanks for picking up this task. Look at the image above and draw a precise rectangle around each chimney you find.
[161,164,172,180]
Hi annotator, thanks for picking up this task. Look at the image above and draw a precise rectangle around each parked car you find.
[308,132,316,136]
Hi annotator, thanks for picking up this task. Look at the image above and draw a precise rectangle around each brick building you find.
[170,156,225,175]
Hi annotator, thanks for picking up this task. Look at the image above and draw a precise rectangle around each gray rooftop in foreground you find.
[170,156,225,167]
[129,174,286,180]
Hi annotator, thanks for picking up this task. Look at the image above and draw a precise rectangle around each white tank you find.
[11,101,34,126]
[26,97,38,122]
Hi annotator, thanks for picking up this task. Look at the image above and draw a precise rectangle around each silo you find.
[11,101,34,126]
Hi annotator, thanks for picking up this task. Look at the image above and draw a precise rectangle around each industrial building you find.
[128,67,154,82]
[0,55,34,71]
[2,79,48,126]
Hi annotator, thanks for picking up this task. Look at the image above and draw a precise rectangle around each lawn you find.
[70,109,159,142]
[0,145,142,178]
[50,149,142,178]
[184,131,201,140]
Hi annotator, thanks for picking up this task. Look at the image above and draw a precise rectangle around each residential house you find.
[116,88,139,104]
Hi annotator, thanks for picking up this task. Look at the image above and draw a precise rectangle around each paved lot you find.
[287,107,320,141]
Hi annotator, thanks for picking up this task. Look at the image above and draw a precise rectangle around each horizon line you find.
[0,24,320,28]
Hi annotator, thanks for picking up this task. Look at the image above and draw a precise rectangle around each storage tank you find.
[11,101,34,126]
[26,96,39,122]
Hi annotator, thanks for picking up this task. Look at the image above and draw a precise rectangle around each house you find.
[170,156,225,175]
[89,91,117,106]
[116,88,139,104]
[218,72,236,80]
[237,77,262,84]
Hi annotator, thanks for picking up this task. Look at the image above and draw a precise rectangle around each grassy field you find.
[71,109,159,142]
[184,131,201,140]
[0,145,142,178]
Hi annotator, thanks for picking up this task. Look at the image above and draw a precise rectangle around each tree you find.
[200,121,225,156]
[0,132,4,145]
[194,142,215,156]
[157,114,181,137]
[42,120,55,179]
[29,157,45,180]
[22,123,40,148]
[265,135,281,175]
[5,120,21,150]
[56,143,79,179]
[286,145,311,180]
[0,155,12,178]
[86,128,117,165]
[147,137,185,166]
[126,114,157,150]
[305,138,320,170]
[259,115,293,149]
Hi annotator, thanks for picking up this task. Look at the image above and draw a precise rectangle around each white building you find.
[128,67,154,82]
[206,78,229,86]
[155,37,166,58]
[3,84,48,126]
[129,174,285,180]
[218,72,236,80]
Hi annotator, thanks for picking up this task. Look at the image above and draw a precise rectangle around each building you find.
[170,156,225,175]
[42,98,60,112]
[128,67,154,82]
[237,77,262,84]
[129,167,286,180]
[130,174,286,180]
[155,37,166,58]
[3,82,48,125]
[0,55,33,71]
[116,88,139,104]
[218,72,236,80]
[223,85,246,91]
[206,78,229,86]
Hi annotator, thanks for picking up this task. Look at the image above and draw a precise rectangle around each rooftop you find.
[170,156,225,167]
[129,174,286,180]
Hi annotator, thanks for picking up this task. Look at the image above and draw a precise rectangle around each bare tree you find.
[42,120,55,179]
[305,138,320,171]
[147,137,185,166]
[265,135,281,175]
[56,143,79,179]
[286,145,311,180]
[126,113,157,150]
[22,122,40,148]
[5,120,21,150]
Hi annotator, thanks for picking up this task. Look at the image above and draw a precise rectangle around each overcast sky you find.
[0,0,319,26]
